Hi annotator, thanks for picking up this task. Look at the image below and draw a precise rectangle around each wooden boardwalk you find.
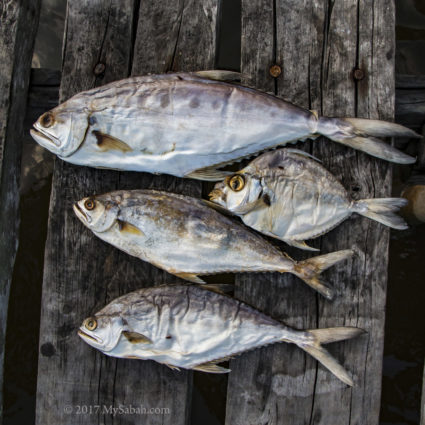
[0,1,402,424]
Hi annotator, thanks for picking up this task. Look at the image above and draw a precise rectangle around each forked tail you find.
[296,327,365,386]
[292,249,354,300]
[352,198,408,230]
[317,116,420,164]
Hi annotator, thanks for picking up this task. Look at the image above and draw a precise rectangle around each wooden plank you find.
[225,1,393,424]
[0,1,41,423]
[35,1,219,425]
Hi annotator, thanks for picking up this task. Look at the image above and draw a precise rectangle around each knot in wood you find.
[353,68,365,81]
[269,65,282,78]
[93,62,106,76]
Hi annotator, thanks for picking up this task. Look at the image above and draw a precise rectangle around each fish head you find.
[30,100,89,157]
[78,314,125,352]
[209,170,263,215]
[73,195,119,233]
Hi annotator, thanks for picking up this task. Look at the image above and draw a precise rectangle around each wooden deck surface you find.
[0,1,401,424]
[0,2,41,423]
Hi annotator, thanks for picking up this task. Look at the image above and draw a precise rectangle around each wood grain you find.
[225,1,394,424]
[0,1,41,423]
[35,1,219,424]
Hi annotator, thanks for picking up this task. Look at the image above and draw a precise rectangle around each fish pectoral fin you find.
[192,361,231,374]
[117,220,145,236]
[93,130,133,153]
[194,70,243,82]
[164,363,181,371]
[201,199,234,216]
[185,167,233,181]
[285,148,322,163]
[284,239,320,252]
[174,273,206,284]
[122,331,153,344]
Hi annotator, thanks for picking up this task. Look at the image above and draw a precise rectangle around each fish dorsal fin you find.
[122,331,152,344]
[194,70,242,82]
[185,167,233,181]
[285,148,322,163]
[93,130,133,153]
[203,283,235,295]
[201,199,235,216]
[192,361,231,373]
[117,220,145,236]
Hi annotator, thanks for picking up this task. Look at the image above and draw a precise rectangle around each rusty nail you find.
[94,62,106,76]
[353,68,365,81]
[269,64,282,78]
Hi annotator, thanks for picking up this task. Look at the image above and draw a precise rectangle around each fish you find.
[209,149,408,251]
[31,70,418,181]
[73,189,353,299]
[78,284,365,386]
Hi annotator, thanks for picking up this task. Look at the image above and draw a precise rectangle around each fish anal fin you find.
[93,130,133,153]
[175,272,206,284]
[117,220,144,236]
[284,239,320,252]
[186,167,233,181]
[164,363,181,371]
[122,331,152,344]
[192,361,231,374]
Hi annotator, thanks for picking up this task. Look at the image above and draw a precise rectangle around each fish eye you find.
[40,112,55,128]
[85,317,97,331]
[228,175,245,192]
[84,199,96,210]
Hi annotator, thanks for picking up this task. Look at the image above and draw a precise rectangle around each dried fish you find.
[78,285,364,385]
[73,190,353,299]
[31,71,418,180]
[209,149,408,251]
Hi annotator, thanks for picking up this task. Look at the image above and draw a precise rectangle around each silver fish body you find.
[73,189,353,299]
[210,149,408,251]
[31,72,417,180]
[78,285,364,386]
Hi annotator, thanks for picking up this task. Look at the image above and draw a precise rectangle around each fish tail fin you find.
[317,117,419,164]
[297,327,365,386]
[292,249,354,300]
[352,198,408,230]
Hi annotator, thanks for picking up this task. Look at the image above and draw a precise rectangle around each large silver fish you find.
[209,149,408,251]
[78,285,364,386]
[73,190,353,299]
[31,71,418,180]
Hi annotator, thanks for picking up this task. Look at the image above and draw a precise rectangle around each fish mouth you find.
[30,126,61,147]
[208,189,226,206]
[73,202,91,224]
[78,329,102,344]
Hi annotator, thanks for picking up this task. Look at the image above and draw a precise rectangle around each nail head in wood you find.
[93,62,106,76]
[353,68,365,81]
[269,64,282,78]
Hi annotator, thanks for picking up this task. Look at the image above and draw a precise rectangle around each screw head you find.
[93,62,106,76]
[269,64,282,78]
[353,68,365,81]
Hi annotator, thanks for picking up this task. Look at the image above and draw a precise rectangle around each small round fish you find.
[73,189,353,299]
[78,284,365,386]
[209,149,408,251]
[30,71,418,181]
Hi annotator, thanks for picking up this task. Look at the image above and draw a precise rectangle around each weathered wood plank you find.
[35,1,219,424]
[225,1,393,424]
[0,1,41,423]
